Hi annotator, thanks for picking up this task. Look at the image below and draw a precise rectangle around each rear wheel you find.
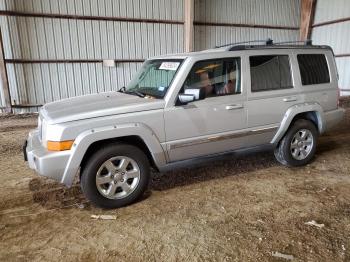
[274,119,318,167]
[80,143,150,208]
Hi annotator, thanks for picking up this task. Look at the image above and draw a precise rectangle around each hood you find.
[41,91,165,124]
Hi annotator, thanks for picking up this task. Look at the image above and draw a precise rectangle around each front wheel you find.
[274,119,318,167]
[80,143,150,208]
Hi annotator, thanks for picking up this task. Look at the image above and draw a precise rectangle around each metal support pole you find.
[184,0,194,52]
[300,0,317,40]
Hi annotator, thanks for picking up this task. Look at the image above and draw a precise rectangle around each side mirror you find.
[178,94,195,104]
[184,88,206,100]
[178,88,206,105]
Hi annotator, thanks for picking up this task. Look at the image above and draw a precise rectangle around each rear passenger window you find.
[297,54,330,85]
[250,55,293,92]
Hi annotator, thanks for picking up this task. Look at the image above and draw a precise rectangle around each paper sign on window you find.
[159,62,180,71]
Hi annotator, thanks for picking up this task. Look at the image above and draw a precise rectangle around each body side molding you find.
[169,126,278,150]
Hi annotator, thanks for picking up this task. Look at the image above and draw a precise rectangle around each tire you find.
[80,143,150,209]
[274,119,318,167]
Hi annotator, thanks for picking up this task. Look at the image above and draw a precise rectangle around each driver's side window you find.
[183,58,241,98]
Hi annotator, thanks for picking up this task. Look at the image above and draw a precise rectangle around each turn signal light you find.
[47,140,74,151]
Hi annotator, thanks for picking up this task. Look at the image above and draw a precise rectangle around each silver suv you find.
[24,40,345,208]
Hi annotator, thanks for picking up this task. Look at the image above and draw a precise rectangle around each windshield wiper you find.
[124,90,145,98]
[118,87,145,98]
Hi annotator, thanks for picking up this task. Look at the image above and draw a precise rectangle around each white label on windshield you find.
[159,62,180,71]
[158,86,165,91]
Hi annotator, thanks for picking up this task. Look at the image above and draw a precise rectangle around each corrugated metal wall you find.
[0,0,184,112]
[0,0,305,113]
[193,0,301,50]
[311,0,350,96]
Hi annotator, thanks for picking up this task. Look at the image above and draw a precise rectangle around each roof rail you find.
[274,39,313,46]
[215,38,273,48]
[213,38,322,52]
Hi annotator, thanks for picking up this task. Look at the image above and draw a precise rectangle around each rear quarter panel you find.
[294,49,338,112]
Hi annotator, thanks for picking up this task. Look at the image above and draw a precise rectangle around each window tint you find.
[297,54,330,85]
[183,58,241,97]
[250,55,293,92]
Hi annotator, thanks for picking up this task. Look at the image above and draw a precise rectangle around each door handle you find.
[283,96,298,102]
[225,104,244,110]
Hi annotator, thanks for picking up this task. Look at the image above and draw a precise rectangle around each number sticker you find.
[159,62,180,71]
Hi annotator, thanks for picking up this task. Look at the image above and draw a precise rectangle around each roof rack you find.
[215,38,273,49]
[215,38,317,51]
[274,39,312,45]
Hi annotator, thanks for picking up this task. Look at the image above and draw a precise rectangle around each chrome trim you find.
[169,126,278,150]
[252,126,279,134]
[226,104,244,110]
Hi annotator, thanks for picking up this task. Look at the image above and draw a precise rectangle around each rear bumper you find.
[25,130,72,184]
[323,107,345,132]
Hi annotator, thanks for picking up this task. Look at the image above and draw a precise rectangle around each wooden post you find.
[300,0,317,41]
[0,28,11,113]
[184,0,194,52]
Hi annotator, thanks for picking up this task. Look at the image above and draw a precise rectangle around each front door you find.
[164,57,247,162]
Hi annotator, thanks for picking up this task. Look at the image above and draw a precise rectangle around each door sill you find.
[158,144,273,173]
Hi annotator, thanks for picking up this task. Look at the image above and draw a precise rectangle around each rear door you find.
[245,50,301,147]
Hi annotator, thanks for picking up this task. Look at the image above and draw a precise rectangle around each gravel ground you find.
[0,104,349,262]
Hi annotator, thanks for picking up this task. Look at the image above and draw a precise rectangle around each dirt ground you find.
[0,104,349,262]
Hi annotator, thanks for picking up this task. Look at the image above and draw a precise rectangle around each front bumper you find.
[24,130,72,183]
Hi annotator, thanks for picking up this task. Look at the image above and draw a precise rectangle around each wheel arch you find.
[80,135,159,175]
[60,123,167,187]
[291,111,321,131]
[271,103,325,145]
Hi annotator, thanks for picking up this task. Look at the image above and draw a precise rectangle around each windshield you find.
[126,59,183,98]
